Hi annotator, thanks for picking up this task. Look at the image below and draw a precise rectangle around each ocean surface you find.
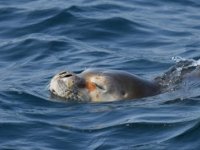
[1,0,200,149]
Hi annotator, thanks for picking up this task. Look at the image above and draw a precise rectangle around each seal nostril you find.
[63,74,73,78]
[58,71,73,78]
[52,89,56,93]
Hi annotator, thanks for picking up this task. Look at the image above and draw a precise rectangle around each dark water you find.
[1,0,200,149]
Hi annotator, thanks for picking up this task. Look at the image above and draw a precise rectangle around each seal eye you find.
[94,83,105,90]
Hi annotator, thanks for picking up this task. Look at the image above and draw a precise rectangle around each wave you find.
[1,1,200,149]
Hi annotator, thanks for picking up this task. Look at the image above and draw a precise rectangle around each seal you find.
[49,68,160,102]
[49,59,200,102]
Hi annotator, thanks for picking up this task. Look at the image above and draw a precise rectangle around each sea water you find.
[1,0,200,149]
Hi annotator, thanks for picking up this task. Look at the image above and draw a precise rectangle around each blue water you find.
[1,0,200,149]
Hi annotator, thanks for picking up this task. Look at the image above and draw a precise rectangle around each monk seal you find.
[49,68,160,102]
[49,59,200,102]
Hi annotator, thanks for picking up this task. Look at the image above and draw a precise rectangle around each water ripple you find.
[1,0,200,149]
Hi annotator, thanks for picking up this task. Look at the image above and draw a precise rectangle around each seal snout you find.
[49,70,91,101]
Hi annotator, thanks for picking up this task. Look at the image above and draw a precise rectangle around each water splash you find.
[172,56,200,67]
[155,57,200,92]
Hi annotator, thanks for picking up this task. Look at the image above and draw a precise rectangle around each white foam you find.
[172,56,200,67]
[193,59,200,66]
[171,56,187,62]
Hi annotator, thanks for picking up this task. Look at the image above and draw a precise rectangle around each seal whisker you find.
[46,83,50,90]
